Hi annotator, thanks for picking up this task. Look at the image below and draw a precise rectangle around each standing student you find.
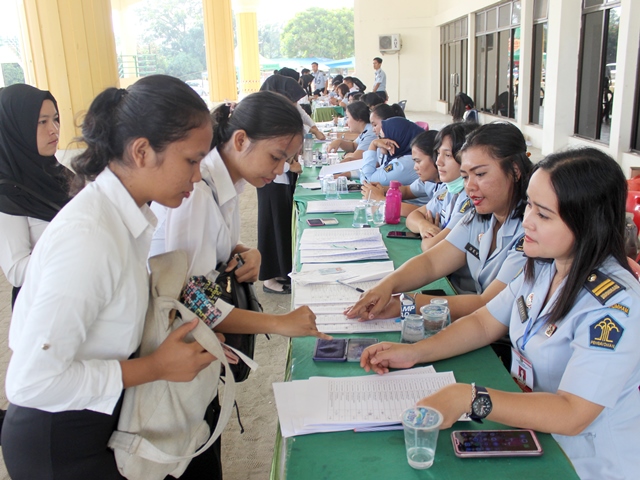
[2,75,219,479]
[0,84,72,308]
[372,57,387,101]
[406,122,479,252]
[150,91,327,332]
[361,148,640,480]
[346,122,533,320]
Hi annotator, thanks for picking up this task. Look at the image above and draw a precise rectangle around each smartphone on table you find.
[386,231,421,240]
[451,430,543,458]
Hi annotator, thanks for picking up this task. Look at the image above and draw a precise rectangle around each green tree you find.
[281,8,354,59]
[135,0,206,80]
[1,63,25,86]
[259,23,282,59]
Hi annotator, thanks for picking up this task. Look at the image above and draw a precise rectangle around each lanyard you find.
[518,317,546,352]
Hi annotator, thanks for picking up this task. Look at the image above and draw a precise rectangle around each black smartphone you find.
[451,430,543,458]
[347,183,363,191]
[307,218,325,227]
[313,338,348,362]
[386,231,421,239]
[420,289,448,296]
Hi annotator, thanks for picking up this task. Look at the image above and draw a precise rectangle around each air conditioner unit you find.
[379,34,402,53]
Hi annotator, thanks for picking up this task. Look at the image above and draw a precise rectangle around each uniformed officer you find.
[360,147,640,480]
[346,122,533,321]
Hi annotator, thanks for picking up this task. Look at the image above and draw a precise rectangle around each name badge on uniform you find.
[516,296,528,323]
[464,242,480,259]
[511,348,534,392]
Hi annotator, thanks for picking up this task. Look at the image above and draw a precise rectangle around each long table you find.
[270,166,579,479]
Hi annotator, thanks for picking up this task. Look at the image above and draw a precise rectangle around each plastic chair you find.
[626,190,640,235]
[628,257,640,282]
[398,100,407,111]
[415,121,429,131]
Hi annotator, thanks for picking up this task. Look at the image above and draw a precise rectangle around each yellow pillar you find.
[236,9,261,96]
[20,0,119,148]
[203,0,237,102]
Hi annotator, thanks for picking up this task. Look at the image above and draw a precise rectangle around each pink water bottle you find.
[385,180,402,224]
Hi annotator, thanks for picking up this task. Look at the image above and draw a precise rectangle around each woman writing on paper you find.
[346,122,533,320]
[2,75,219,479]
[361,148,640,480]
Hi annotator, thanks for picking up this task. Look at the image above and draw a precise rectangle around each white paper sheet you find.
[306,199,364,213]
[317,159,366,177]
[273,370,458,438]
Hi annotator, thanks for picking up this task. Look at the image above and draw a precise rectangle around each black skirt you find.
[257,173,297,281]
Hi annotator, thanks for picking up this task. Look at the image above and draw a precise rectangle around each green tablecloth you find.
[312,105,344,122]
[271,168,579,480]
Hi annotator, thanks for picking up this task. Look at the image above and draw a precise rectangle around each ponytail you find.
[71,75,210,195]
[210,91,302,150]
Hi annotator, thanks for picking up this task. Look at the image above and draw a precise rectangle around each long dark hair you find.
[71,75,210,193]
[451,92,475,122]
[434,122,479,165]
[211,91,302,149]
[410,130,439,159]
[345,101,370,124]
[525,148,632,325]
[459,122,532,220]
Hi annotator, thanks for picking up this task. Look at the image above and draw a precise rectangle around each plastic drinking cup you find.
[325,179,339,200]
[420,304,449,338]
[352,204,368,228]
[337,176,348,194]
[402,407,443,469]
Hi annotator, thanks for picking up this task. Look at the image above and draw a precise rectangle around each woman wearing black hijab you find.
[0,84,72,308]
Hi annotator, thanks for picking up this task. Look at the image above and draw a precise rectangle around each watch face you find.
[473,396,493,418]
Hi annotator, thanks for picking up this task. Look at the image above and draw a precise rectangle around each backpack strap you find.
[108,300,236,464]
[0,179,63,212]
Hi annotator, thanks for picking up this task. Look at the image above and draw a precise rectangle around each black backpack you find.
[352,77,367,92]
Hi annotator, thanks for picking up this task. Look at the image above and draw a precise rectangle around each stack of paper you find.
[273,367,459,438]
[299,228,389,263]
[292,260,397,333]
[306,199,363,214]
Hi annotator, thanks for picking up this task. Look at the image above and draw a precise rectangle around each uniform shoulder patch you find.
[384,163,394,172]
[609,303,630,316]
[459,198,472,214]
[514,235,525,252]
[437,191,447,201]
[584,270,626,305]
[464,242,480,259]
[589,316,624,350]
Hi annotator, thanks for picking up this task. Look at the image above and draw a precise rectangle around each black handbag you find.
[214,264,264,382]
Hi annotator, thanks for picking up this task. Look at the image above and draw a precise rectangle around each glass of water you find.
[370,201,386,227]
[402,407,443,469]
[352,204,368,228]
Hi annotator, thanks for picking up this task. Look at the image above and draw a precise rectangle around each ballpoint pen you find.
[336,279,364,293]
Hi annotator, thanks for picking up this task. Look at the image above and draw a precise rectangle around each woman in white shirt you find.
[150,91,327,335]
[0,84,72,308]
[2,75,218,479]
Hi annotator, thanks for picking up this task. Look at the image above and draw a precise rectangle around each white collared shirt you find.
[6,167,156,414]
[0,213,48,287]
[150,147,246,278]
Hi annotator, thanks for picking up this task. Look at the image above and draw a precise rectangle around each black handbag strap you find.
[0,179,63,212]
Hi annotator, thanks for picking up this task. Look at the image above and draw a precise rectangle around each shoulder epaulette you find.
[459,198,472,214]
[584,269,625,305]
[514,235,525,252]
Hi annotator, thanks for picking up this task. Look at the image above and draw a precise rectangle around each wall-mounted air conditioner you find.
[379,34,402,53]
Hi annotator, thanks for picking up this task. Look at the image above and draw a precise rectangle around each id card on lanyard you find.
[510,296,544,392]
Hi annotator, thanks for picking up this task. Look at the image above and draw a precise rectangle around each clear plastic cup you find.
[420,304,449,338]
[371,201,386,227]
[402,407,443,469]
[352,204,368,228]
[401,314,424,343]
[325,179,339,200]
[337,176,348,194]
